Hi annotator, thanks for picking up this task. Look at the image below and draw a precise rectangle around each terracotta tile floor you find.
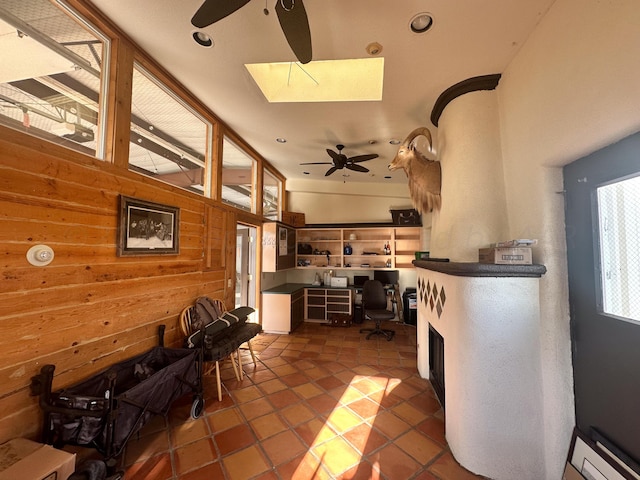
[122,322,486,480]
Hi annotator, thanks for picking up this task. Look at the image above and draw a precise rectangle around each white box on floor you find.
[0,438,76,480]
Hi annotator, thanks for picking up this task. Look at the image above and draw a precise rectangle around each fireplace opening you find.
[429,324,445,408]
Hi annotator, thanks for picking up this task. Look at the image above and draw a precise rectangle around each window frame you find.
[128,59,213,196]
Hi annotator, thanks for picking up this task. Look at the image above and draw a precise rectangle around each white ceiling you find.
[90,0,556,184]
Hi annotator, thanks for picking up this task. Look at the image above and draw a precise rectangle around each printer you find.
[330,276,348,288]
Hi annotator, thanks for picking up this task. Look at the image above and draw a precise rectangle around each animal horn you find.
[401,127,432,151]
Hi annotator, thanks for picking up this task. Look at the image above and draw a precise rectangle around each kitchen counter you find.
[262,283,355,294]
[261,283,354,334]
[262,283,309,294]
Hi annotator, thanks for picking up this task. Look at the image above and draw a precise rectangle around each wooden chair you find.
[179,303,240,402]
[179,299,259,400]
[212,299,258,374]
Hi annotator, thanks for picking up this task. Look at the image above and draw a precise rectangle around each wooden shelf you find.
[296,225,421,270]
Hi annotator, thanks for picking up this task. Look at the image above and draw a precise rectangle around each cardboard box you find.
[329,313,352,327]
[281,211,305,227]
[0,438,76,480]
[478,247,532,265]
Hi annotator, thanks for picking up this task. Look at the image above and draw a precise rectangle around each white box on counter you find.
[478,247,532,265]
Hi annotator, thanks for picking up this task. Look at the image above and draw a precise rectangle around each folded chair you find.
[359,280,396,341]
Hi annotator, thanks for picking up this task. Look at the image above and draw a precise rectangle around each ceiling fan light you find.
[409,13,433,34]
[192,31,213,47]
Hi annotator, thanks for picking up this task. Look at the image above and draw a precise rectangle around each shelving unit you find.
[296,225,421,271]
[342,227,393,269]
[296,228,342,268]
[394,228,422,268]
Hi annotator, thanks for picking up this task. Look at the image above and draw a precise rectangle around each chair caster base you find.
[360,327,395,341]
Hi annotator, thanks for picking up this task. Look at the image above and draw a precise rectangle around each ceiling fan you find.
[191,0,312,64]
[301,145,379,177]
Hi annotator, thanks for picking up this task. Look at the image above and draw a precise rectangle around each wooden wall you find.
[0,128,236,443]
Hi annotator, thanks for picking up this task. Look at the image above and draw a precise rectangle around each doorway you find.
[236,224,257,310]
[564,132,640,464]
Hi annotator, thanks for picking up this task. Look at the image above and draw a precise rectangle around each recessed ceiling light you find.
[409,13,434,34]
[389,139,401,145]
[368,140,377,145]
[192,31,213,47]
[384,176,392,179]
[303,171,310,175]
[276,137,287,143]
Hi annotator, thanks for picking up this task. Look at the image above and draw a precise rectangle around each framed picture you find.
[568,429,632,480]
[564,462,586,480]
[591,429,640,480]
[117,196,179,256]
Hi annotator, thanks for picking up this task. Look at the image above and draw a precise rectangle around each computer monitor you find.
[353,275,370,287]
[374,270,399,286]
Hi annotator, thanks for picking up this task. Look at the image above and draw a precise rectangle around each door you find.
[564,132,640,463]
[236,224,257,309]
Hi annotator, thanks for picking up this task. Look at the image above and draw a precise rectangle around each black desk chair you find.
[359,280,396,341]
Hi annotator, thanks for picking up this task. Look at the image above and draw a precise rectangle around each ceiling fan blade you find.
[325,166,338,176]
[300,162,331,165]
[191,0,251,28]
[326,149,340,162]
[275,0,312,64]
[349,154,379,163]
[346,164,370,173]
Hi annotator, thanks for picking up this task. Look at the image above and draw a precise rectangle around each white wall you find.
[497,0,640,478]
[431,89,509,261]
[287,178,415,224]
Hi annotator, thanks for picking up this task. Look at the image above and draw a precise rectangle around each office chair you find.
[359,280,396,341]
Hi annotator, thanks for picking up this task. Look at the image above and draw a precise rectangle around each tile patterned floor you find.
[122,322,486,480]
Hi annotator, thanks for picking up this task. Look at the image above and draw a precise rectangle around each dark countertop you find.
[262,283,356,294]
[413,260,547,277]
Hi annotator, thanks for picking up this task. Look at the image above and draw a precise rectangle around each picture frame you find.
[564,462,586,480]
[117,195,179,256]
[568,429,633,480]
[591,429,640,480]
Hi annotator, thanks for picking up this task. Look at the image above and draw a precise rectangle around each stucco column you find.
[431,89,509,261]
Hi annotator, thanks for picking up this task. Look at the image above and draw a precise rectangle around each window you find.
[0,0,109,157]
[597,174,640,323]
[263,168,281,220]
[129,63,211,195]
[221,136,256,212]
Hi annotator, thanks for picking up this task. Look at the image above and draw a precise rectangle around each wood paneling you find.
[0,132,230,444]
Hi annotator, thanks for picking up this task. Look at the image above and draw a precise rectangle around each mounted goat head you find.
[388,127,441,213]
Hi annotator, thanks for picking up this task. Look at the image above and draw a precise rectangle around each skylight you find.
[245,58,384,103]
